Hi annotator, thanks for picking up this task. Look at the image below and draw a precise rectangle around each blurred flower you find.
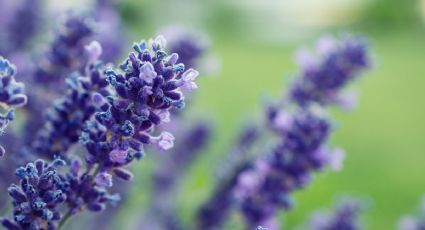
[398,196,425,230]
[32,41,110,159]
[290,34,370,108]
[308,199,364,230]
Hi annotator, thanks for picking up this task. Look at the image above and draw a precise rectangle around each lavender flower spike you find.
[63,36,200,218]
[232,34,371,228]
[80,35,199,170]
[32,41,110,159]
[290,34,370,108]
[0,57,27,156]
[1,159,67,230]
[308,199,364,230]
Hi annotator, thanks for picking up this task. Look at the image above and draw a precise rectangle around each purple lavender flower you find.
[0,57,27,156]
[232,35,371,227]
[398,196,425,230]
[1,159,67,230]
[22,14,95,148]
[32,41,110,159]
[290,35,370,107]
[235,109,334,227]
[63,158,120,216]
[308,199,364,230]
[33,14,94,86]
[80,35,199,171]
[197,34,371,229]
[0,0,43,55]
[51,36,200,222]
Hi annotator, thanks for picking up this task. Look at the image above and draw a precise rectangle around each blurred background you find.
[4,0,425,229]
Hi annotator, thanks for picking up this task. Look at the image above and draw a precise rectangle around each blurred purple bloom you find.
[290,35,370,107]
[308,199,364,230]
[32,41,110,159]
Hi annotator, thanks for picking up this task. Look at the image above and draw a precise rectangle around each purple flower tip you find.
[153,132,175,151]
[328,148,345,171]
[109,149,128,164]
[85,41,103,63]
[96,172,113,187]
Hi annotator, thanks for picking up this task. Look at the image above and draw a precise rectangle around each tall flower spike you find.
[53,36,200,221]
[195,34,370,229]
[0,159,67,230]
[32,41,110,159]
[232,35,371,228]
[23,14,95,148]
[80,35,199,169]
[0,57,27,156]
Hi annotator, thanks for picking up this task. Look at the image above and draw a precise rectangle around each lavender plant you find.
[1,34,200,229]
[197,34,371,229]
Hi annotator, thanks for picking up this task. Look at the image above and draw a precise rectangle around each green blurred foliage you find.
[361,0,422,28]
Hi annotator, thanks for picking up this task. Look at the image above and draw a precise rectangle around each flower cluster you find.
[1,159,67,230]
[62,158,120,215]
[0,0,42,55]
[308,199,363,230]
[79,36,199,178]
[235,109,334,226]
[0,57,27,156]
[290,35,370,108]
[33,15,94,86]
[33,42,110,159]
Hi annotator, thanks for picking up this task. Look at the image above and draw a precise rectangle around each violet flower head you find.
[309,199,364,230]
[63,158,120,215]
[234,109,334,227]
[1,159,67,230]
[80,35,199,185]
[0,57,27,156]
[34,14,94,86]
[290,35,370,108]
[33,41,110,159]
